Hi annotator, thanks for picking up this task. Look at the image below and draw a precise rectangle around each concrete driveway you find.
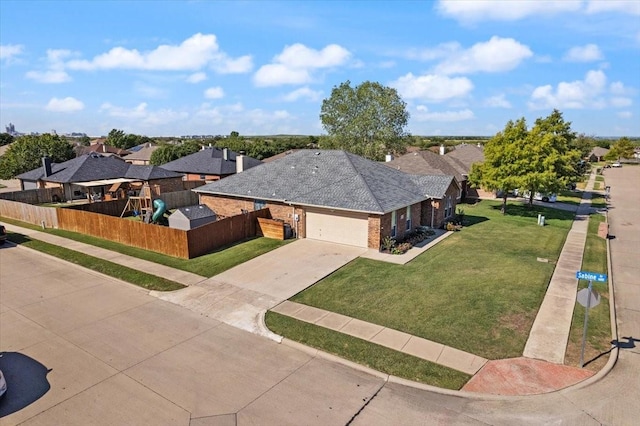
[152,239,367,338]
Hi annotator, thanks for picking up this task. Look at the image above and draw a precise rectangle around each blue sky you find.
[1,0,639,137]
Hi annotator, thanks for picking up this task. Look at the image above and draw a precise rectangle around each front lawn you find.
[281,200,575,360]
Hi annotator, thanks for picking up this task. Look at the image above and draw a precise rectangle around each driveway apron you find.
[152,239,366,338]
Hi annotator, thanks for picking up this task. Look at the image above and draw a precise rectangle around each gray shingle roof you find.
[386,151,464,182]
[173,204,216,220]
[445,144,484,172]
[160,147,262,176]
[16,154,182,183]
[194,150,455,214]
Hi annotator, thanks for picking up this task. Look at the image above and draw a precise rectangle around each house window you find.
[254,199,266,211]
[199,175,206,180]
[445,196,453,218]
[406,206,412,231]
[391,211,397,238]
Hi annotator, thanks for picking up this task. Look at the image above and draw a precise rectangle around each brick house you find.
[16,153,184,201]
[160,146,262,182]
[194,150,458,250]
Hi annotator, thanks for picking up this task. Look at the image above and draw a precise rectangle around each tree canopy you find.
[604,137,635,161]
[0,133,14,146]
[0,133,75,179]
[319,80,409,160]
[106,128,155,150]
[469,110,580,214]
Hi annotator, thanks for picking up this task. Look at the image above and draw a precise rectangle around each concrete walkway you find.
[271,300,487,375]
[523,172,597,363]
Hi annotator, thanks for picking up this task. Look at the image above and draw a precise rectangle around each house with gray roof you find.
[160,146,262,182]
[194,150,459,249]
[587,147,609,162]
[17,153,184,201]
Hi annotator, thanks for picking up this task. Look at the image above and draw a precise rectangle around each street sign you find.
[577,287,601,308]
[576,271,607,282]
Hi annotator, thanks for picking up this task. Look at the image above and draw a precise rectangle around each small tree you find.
[605,137,635,161]
[320,80,409,160]
[0,133,75,179]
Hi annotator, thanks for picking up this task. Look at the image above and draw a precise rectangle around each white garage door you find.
[305,207,369,248]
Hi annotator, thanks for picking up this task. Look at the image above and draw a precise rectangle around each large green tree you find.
[319,80,409,160]
[0,132,14,146]
[604,137,635,161]
[469,110,580,214]
[106,129,153,150]
[0,133,75,179]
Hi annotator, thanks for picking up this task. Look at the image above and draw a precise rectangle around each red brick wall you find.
[378,202,422,245]
[420,181,460,229]
[368,216,381,249]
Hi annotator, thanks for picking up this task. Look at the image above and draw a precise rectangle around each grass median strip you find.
[0,216,289,277]
[565,213,611,371]
[265,311,471,390]
[7,232,185,291]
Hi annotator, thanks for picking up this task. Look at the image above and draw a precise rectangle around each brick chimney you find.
[42,156,52,177]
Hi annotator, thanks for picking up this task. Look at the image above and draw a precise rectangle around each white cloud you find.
[195,102,293,131]
[45,97,84,112]
[253,43,351,87]
[66,33,251,73]
[391,73,473,101]
[99,102,188,126]
[204,86,225,99]
[186,72,207,83]
[413,106,475,122]
[434,37,532,75]
[404,42,460,61]
[610,97,632,107]
[436,0,582,23]
[586,0,640,15]
[564,44,603,62]
[282,87,322,102]
[528,70,608,110]
[25,49,76,83]
[617,111,633,118]
[484,94,512,108]
[25,70,71,83]
[610,81,633,96]
[212,55,253,74]
[0,44,24,61]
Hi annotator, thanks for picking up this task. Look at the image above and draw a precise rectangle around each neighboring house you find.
[445,144,491,199]
[77,141,131,158]
[588,147,609,162]
[16,153,184,201]
[385,151,464,201]
[160,146,262,182]
[124,144,159,165]
[168,204,216,230]
[193,150,458,249]
[262,149,305,163]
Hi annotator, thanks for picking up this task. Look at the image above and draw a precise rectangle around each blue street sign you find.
[576,271,608,282]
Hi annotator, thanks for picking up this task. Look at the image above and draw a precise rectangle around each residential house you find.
[194,150,459,249]
[445,144,491,199]
[76,140,131,158]
[160,146,262,182]
[124,143,159,165]
[588,147,609,162]
[16,153,184,201]
[168,204,216,230]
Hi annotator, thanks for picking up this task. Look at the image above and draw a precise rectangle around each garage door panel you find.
[306,208,369,247]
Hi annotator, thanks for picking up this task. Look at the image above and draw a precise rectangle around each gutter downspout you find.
[431,200,435,229]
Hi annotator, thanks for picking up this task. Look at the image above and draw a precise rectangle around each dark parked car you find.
[0,224,7,244]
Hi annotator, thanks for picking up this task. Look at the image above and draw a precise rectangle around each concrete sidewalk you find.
[271,300,487,375]
[2,223,207,286]
[523,172,597,363]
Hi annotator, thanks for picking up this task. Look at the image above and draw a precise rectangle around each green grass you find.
[556,190,584,205]
[565,214,611,370]
[593,182,601,190]
[275,200,574,360]
[595,176,605,182]
[590,194,607,209]
[0,216,289,277]
[7,232,185,291]
[265,312,471,390]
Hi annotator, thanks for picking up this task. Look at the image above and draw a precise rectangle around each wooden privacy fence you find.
[257,217,285,240]
[0,187,63,205]
[187,209,270,258]
[66,199,129,217]
[159,190,199,210]
[0,199,58,228]
[57,206,271,259]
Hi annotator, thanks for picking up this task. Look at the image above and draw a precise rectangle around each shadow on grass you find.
[490,202,575,222]
[461,214,489,227]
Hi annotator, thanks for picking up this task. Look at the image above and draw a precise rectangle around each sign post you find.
[576,271,606,368]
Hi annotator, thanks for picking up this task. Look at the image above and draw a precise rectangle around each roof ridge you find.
[342,151,385,213]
